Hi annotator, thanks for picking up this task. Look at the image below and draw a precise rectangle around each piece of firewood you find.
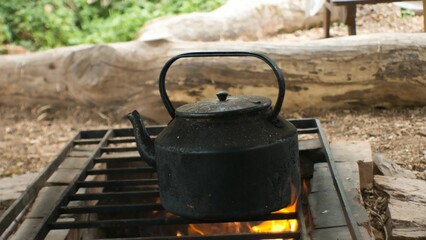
[373,154,418,179]
[0,33,425,123]
[392,227,426,240]
[374,175,426,240]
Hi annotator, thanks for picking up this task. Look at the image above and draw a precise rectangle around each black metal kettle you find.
[128,52,300,220]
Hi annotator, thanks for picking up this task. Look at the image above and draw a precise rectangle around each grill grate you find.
[0,119,362,240]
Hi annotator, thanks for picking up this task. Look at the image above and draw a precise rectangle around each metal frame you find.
[291,119,363,239]
[316,120,363,239]
[0,119,361,239]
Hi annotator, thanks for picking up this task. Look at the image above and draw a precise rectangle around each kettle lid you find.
[175,91,271,118]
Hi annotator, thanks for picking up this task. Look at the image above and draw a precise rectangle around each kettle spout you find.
[127,110,156,168]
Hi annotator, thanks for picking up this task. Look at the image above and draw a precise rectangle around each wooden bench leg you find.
[423,0,426,32]
[323,0,331,38]
[346,5,357,35]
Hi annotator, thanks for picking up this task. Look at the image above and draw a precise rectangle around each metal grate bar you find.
[50,213,298,229]
[74,139,102,145]
[94,156,141,163]
[108,137,135,144]
[70,191,160,201]
[59,203,164,214]
[297,128,318,134]
[86,167,156,175]
[80,129,108,139]
[77,179,158,188]
[101,146,138,153]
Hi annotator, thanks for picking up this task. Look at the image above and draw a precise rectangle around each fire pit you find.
[0,119,366,239]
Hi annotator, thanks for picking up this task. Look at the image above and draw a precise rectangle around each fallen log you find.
[137,0,346,42]
[0,33,425,123]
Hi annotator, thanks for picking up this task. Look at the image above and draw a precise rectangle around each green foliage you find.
[0,13,11,43]
[0,0,225,50]
[400,9,415,18]
[0,0,82,50]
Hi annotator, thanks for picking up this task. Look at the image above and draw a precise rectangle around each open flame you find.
[250,201,298,233]
[181,183,302,237]
[250,183,299,234]
[184,200,299,236]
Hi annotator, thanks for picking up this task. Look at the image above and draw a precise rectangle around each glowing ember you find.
[188,222,249,235]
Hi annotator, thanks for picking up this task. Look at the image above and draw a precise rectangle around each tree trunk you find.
[0,33,425,123]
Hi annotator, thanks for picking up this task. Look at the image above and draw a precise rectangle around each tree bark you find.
[0,33,425,123]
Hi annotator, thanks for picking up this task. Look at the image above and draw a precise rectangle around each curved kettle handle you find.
[159,51,286,120]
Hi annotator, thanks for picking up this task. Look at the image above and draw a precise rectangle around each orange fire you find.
[249,183,300,233]
[250,201,299,233]
[177,182,307,237]
[184,201,299,236]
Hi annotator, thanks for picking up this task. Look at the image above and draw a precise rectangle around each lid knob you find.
[216,91,229,102]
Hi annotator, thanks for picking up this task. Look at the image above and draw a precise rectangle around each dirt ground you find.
[1,105,425,177]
